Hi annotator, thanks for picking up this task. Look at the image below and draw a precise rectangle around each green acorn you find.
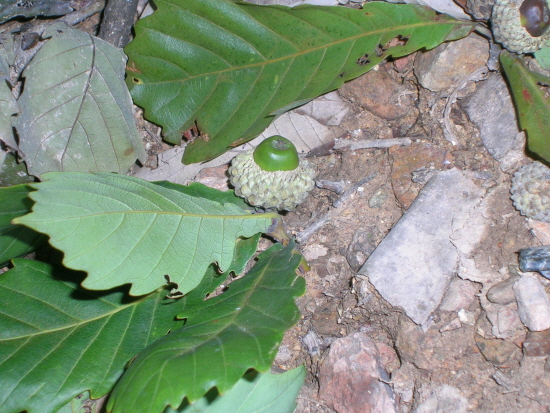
[492,0,550,53]
[228,136,316,211]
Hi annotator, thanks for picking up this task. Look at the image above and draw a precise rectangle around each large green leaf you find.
[168,366,305,413]
[14,173,278,296]
[16,22,146,176]
[107,242,305,413]
[500,51,550,163]
[0,184,46,265]
[125,0,473,164]
[0,258,183,413]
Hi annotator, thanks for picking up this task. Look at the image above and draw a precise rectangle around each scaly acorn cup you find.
[229,136,316,211]
[492,0,550,53]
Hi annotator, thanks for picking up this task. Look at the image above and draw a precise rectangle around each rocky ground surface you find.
[191,32,550,413]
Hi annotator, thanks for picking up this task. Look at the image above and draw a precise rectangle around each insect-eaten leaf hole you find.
[356,54,370,66]
[164,274,184,299]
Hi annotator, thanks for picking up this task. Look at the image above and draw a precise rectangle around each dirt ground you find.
[262,61,550,413]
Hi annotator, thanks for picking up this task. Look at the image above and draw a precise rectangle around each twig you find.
[98,0,140,48]
[59,0,106,26]
[296,174,375,244]
[334,137,412,151]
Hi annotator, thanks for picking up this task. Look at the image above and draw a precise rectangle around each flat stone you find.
[339,64,416,120]
[412,385,468,413]
[346,227,380,272]
[487,275,520,305]
[461,73,525,172]
[475,335,521,366]
[319,332,397,413]
[358,169,485,326]
[523,329,550,357]
[311,302,340,336]
[514,275,550,331]
[439,278,480,312]
[414,33,489,92]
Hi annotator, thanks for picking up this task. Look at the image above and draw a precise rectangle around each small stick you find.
[334,137,412,151]
[296,174,375,244]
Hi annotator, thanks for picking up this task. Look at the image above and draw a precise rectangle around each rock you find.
[523,329,550,357]
[414,34,489,92]
[346,227,380,272]
[438,278,480,312]
[475,335,521,366]
[485,303,524,339]
[319,332,397,413]
[487,274,520,305]
[339,63,416,120]
[514,275,550,331]
[389,142,452,209]
[312,302,340,336]
[461,73,525,172]
[358,169,485,326]
[412,385,468,413]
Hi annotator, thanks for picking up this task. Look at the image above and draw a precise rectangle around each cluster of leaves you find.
[1,173,306,413]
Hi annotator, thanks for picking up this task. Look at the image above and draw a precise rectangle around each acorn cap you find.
[229,148,316,211]
[511,161,550,221]
[492,0,550,53]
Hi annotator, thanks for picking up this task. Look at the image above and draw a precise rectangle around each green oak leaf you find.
[14,172,278,296]
[107,242,305,413]
[0,259,182,413]
[0,184,46,265]
[125,0,474,163]
[168,366,306,413]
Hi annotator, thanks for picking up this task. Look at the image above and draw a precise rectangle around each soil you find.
[260,61,550,413]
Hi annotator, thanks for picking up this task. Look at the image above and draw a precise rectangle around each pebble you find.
[411,385,468,413]
[345,227,380,272]
[486,274,520,305]
[513,275,550,331]
[438,278,480,312]
[461,73,525,172]
[523,329,550,357]
[414,33,489,92]
[475,334,521,366]
[319,332,397,413]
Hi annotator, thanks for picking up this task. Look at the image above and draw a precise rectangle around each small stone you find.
[319,332,397,413]
[457,309,476,325]
[412,385,468,413]
[495,303,524,338]
[523,329,550,357]
[475,335,521,366]
[487,274,520,304]
[368,187,388,208]
[461,73,525,172]
[301,330,322,357]
[439,278,480,312]
[514,275,550,331]
[414,33,489,92]
[339,64,416,120]
[346,227,380,272]
[439,317,463,332]
[312,302,340,336]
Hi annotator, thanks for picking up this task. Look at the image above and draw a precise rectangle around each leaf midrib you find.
[136,18,461,86]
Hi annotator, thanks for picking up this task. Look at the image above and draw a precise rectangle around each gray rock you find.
[414,34,489,92]
[461,73,525,172]
[358,169,485,326]
[514,275,550,331]
[438,278,480,312]
[412,385,468,413]
[487,274,520,305]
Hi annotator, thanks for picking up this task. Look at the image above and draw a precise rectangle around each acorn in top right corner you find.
[491,0,550,53]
